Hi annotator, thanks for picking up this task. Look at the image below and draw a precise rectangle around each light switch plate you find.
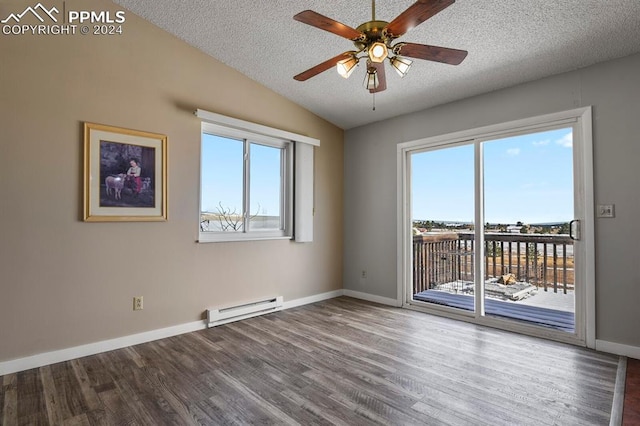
[597,204,615,218]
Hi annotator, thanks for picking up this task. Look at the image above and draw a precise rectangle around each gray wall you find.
[344,53,640,347]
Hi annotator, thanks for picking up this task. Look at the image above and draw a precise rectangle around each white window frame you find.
[196,109,319,243]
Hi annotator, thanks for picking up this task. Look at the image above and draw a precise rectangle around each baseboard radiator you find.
[207,296,284,328]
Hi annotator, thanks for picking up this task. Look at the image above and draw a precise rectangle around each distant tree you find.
[486,242,502,257]
[413,220,434,231]
[215,202,244,231]
[516,221,524,227]
[215,202,261,231]
[542,226,552,234]
[559,222,570,234]
[520,225,529,234]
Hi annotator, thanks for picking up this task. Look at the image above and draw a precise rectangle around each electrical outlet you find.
[133,296,143,311]
[361,270,367,279]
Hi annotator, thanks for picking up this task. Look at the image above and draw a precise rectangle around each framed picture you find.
[83,122,167,222]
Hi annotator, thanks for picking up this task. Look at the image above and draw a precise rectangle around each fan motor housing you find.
[354,20,391,49]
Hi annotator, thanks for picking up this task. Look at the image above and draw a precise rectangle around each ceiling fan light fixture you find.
[336,55,359,79]
[363,67,379,90]
[390,55,412,77]
[368,42,388,63]
[293,1,467,95]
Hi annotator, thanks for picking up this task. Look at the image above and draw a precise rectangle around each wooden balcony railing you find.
[413,232,574,295]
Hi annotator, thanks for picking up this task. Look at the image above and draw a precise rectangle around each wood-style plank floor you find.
[624,358,640,425]
[0,297,619,425]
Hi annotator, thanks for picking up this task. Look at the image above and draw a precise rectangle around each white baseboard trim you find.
[0,290,347,376]
[282,289,344,310]
[596,339,640,359]
[0,320,207,377]
[343,289,401,307]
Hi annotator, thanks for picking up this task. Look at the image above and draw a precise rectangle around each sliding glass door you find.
[401,109,593,345]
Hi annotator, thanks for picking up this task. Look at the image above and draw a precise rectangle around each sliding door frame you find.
[397,107,595,348]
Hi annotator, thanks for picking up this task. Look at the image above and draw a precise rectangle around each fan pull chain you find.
[372,92,376,111]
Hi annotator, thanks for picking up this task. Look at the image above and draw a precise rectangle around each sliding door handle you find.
[569,219,580,241]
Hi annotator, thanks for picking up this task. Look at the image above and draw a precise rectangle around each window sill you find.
[197,233,292,243]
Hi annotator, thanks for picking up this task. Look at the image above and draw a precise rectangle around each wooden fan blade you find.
[369,62,387,93]
[294,52,353,81]
[394,42,467,65]
[385,0,455,38]
[294,10,364,41]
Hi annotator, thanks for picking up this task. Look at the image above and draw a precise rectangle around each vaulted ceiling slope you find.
[112,1,640,130]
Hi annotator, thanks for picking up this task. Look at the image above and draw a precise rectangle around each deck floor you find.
[414,290,575,332]
[508,287,575,312]
[431,280,575,312]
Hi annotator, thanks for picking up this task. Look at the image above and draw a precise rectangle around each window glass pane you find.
[201,134,244,232]
[483,128,575,330]
[411,144,476,312]
[249,143,282,230]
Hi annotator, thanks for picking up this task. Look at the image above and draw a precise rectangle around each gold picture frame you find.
[83,122,167,222]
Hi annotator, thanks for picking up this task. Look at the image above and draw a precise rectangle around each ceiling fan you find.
[293,0,468,93]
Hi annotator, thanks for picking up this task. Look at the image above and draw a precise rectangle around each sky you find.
[202,127,574,225]
[201,133,282,216]
[411,127,574,224]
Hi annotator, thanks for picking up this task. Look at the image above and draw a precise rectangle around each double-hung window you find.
[200,122,293,242]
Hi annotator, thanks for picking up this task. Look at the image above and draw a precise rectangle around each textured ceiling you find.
[112,0,640,130]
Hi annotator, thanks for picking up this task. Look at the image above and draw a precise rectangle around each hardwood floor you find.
[0,297,619,425]
[624,358,640,425]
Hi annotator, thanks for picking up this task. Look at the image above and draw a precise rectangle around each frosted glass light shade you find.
[363,68,379,90]
[368,42,388,63]
[390,56,412,77]
[336,55,358,78]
